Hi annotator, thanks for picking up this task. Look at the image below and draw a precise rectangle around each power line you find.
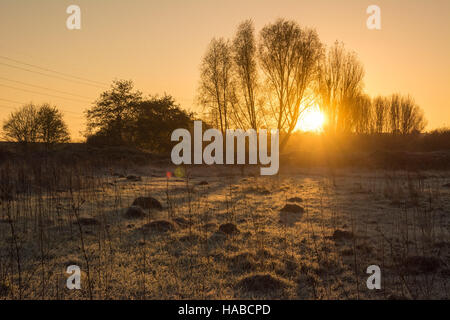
[0,55,108,86]
[0,98,26,105]
[0,98,85,118]
[0,77,95,100]
[0,97,83,115]
[0,104,17,110]
[0,62,106,89]
[0,83,92,104]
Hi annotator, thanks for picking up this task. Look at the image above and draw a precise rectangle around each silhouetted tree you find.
[388,94,426,134]
[389,94,402,134]
[352,94,373,134]
[317,42,365,133]
[259,19,322,150]
[231,19,260,129]
[198,38,233,133]
[373,96,389,133]
[3,103,70,145]
[86,79,142,145]
[398,95,427,134]
[86,80,193,150]
[37,104,70,144]
[2,103,39,143]
[132,95,193,151]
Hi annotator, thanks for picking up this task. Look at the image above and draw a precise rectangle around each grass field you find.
[1,157,449,299]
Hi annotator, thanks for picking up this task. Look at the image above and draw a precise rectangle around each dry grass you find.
[0,158,449,300]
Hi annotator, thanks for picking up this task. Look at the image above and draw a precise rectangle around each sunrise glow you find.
[295,106,325,132]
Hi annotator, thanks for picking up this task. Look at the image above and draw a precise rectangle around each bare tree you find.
[373,96,389,133]
[258,19,322,150]
[399,95,427,134]
[2,103,39,143]
[37,104,70,144]
[2,103,70,144]
[230,20,260,129]
[388,94,427,134]
[317,42,365,133]
[198,38,234,133]
[352,94,373,134]
[389,94,402,134]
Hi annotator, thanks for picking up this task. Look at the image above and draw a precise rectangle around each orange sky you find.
[0,0,449,140]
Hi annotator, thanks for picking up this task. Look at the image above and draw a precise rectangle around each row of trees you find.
[0,80,193,150]
[317,42,426,135]
[198,19,427,149]
[1,18,428,151]
[2,103,70,144]
[199,19,323,150]
[322,92,427,135]
[364,94,426,134]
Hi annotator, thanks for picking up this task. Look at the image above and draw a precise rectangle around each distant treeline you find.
[0,19,443,154]
[0,77,445,154]
[286,129,450,154]
[283,131,450,170]
[1,79,194,152]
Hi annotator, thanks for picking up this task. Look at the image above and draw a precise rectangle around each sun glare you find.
[295,106,325,132]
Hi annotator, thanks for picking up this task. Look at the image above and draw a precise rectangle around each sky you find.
[0,0,449,140]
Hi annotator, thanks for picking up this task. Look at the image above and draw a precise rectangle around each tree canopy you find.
[2,103,70,145]
[85,80,193,151]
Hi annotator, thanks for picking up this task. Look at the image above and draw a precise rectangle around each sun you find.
[295,105,325,132]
